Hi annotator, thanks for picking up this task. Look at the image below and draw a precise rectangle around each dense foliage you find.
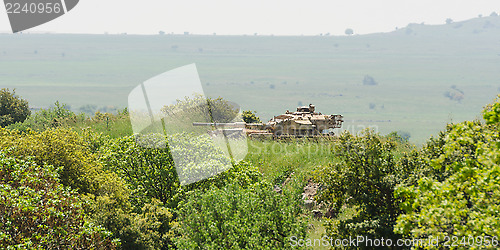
[2,91,500,249]
[7,101,80,132]
[0,127,111,194]
[175,181,307,249]
[315,131,408,247]
[97,131,266,249]
[0,152,117,249]
[0,88,30,127]
[0,127,177,249]
[100,134,180,209]
[394,97,500,248]
[7,102,132,138]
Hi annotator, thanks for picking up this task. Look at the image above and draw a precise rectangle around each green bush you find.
[100,133,264,249]
[100,134,180,209]
[242,110,261,123]
[100,132,262,206]
[386,131,411,143]
[175,181,307,249]
[7,101,80,132]
[0,127,100,193]
[0,88,30,127]
[207,97,240,123]
[7,102,133,138]
[181,160,264,196]
[85,193,177,250]
[0,127,151,247]
[483,94,500,125]
[119,199,177,250]
[394,101,500,247]
[81,109,132,138]
[315,130,404,246]
[0,127,128,196]
[0,152,118,249]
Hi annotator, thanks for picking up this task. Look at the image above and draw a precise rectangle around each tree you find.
[161,94,240,128]
[445,18,453,24]
[490,11,498,17]
[207,97,240,123]
[0,88,30,127]
[345,28,354,35]
[387,131,411,143]
[242,110,261,123]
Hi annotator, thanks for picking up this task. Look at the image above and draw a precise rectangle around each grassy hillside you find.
[1,15,500,143]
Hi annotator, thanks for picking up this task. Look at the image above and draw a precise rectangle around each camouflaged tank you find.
[194,104,344,138]
[261,104,344,137]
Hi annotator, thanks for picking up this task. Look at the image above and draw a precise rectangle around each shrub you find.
[386,131,411,143]
[0,127,130,197]
[0,88,30,127]
[175,181,306,249]
[242,110,261,123]
[100,134,180,209]
[7,101,79,132]
[119,199,177,249]
[394,98,500,246]
[315,130,404,245]
[0,127,144,247]
[0,152,118,248]
[100,133,262,249]
[0,127,102,193]
[184,160,263,193]
[100,133,261,208]
[483,95,500,125]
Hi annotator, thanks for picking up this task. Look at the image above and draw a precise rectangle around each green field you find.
[1,16,500,143]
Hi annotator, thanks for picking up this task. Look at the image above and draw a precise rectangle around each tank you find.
[261,104,343,137]
[193,104,343,138]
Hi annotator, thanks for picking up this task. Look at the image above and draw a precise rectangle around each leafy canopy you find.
[175,180,306,249]
[316,130,406,246]
[394,95,500,246]
[0,152,117,249]
[0,88,30,127]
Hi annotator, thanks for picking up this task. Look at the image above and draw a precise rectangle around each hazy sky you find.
[0,0,499,35]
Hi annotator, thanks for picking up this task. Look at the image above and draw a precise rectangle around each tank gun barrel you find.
[192,122,246,128]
